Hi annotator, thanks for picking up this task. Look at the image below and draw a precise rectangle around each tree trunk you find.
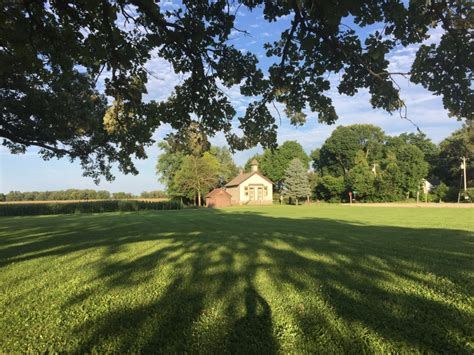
[198,191,201,207]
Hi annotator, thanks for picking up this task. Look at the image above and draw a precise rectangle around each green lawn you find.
[1,205,473,353]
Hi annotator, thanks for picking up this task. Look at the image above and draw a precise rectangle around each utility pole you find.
[462,156,467,192]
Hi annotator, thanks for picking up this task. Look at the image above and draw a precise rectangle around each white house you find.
[225,159,273,205]
[422,178,440,195]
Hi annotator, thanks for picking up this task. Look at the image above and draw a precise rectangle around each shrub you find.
[431,183,449,202]
[314,175,345,202]
[0,200,183,217]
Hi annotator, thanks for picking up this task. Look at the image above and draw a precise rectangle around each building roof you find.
[250,159,259,165]
[225,171,273,187]
[206,188,232,198]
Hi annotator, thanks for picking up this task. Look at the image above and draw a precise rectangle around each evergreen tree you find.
[283,159,311,205]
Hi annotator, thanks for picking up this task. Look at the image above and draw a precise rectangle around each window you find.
[244,186,249,196]
[264,186,268,196]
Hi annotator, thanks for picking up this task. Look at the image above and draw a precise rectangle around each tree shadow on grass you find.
[0,209,473,353]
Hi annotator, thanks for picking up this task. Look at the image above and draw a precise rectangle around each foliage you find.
[156,141,186,197]
[111,192,134,199]
[431,183,449,202]
[0,200,182,216]
[314,175,345,202]
[395,145,429,197]
[157,144,236,202]
[209,146,239,186]
[3,1,470,181]
[434,123,474,187]
[400,132,439,176]
[140,191,168,199]
[283,159,311,204]
[4,189,116,201]
[463,188,474,202]
[312,124,435,202]
[346,152,376,200]
[374,154,405,202]
[174,153,220,206]
[1,206,472,353]
[307,172,319,199]
[259,141,309,189]
[318,125,385,176]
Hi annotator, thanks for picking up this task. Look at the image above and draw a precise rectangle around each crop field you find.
[0,197,169,204]
[0,205,473,353]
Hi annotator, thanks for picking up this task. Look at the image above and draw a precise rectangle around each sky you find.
[0,3,464,194]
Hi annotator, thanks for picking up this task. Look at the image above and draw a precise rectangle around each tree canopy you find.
[259,141,309,188]
[434,123,474,187]
[2,0,472,181]
[318,124,385,176]
[156,143,237,204]
[311,124,441,202]
[174,153,220,206]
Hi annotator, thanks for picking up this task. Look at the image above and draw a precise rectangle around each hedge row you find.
[0,200,183,216]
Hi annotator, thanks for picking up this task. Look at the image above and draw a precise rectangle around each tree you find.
[209,146,239,185]
[434,124,474,187]
[260,141,309,189]
[432,183,449,202]
[346,151,376,201]
[112,192,134,199]
[319,125,386,176]
[156,141,186,198]
[307,172,319,199]
[283,159,311,205]
[174,153,220,206]
[395,145,429,197]
[375,151,405,201]
[387,132,439,178]
[2,1,471,181]
[158,144,237,198]
[315,176,345,202]
[140,191,168,199]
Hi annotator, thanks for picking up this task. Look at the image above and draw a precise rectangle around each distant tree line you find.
[245,123,473,203]
[0,190,168,202]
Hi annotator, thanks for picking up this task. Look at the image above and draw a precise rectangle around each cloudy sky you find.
[0,4,463,194]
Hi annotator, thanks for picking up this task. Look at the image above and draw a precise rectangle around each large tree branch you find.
[0,128,72,156]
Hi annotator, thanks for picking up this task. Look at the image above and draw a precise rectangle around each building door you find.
[257,187,263,200]
[249,187,255,201]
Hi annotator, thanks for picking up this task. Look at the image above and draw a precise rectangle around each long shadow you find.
[0,209,473,353]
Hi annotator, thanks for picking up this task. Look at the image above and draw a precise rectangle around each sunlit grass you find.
[0,205,473,353]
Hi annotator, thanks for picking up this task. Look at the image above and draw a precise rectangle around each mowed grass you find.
[0,205,473,353]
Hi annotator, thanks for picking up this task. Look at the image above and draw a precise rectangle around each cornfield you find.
[0,200,183,216]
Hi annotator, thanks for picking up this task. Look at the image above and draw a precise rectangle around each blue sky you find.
[0,4,463,194]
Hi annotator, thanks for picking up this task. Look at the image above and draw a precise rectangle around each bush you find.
[0,200,183,217]
[460,188,474,203]
[431,183,449,202]
[314,175,345,202]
